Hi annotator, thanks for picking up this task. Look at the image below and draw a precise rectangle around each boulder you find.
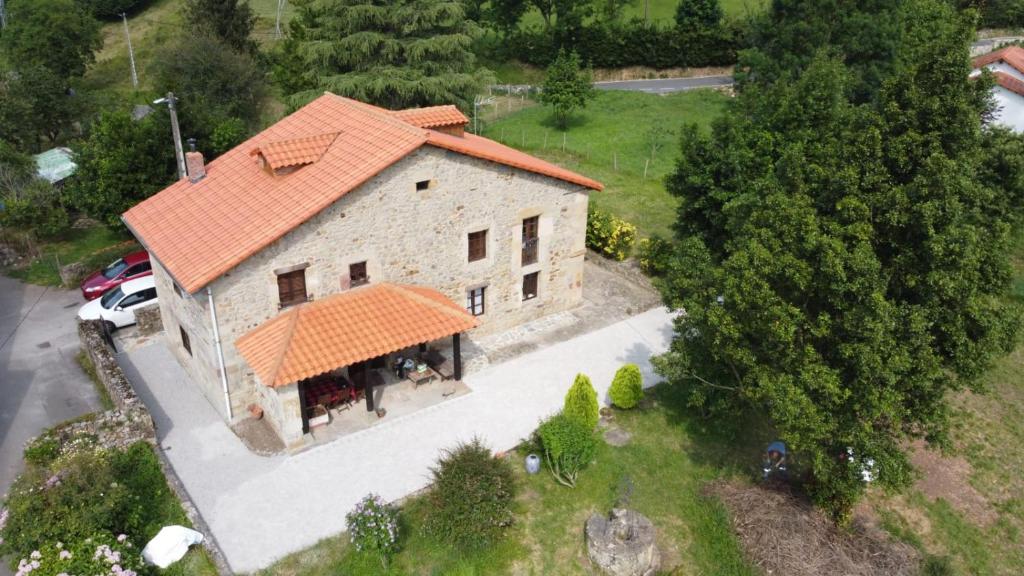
[59,261,88,287]
[585,509,660,576]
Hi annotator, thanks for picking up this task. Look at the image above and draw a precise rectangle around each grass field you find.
[480,89,730,238]
[3,226,138,286]
[262,384,760,576]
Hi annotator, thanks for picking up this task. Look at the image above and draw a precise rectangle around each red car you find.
[80,250,153,300]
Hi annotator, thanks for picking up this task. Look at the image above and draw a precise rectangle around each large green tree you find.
[69,111,177,228]
[280,0,492,110]
[537,49,594,129]
[0,65,87,150]
[0,0,102,80]
[655,0,1022,518]
[183,0,258,54]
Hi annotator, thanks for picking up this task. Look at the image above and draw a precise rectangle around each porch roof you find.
[235,283,478,388]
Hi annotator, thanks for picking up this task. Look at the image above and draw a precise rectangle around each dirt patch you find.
[708,481,919,576]
[592,66,734,82]
[908,439,997,526]
[232,417,285,456]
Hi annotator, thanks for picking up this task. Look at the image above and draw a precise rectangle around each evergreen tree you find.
[563,373,599,430]
[674,0,723,31]
[656,0,1022,519]
[281,0,492,111]
[183,0,258,54]
[538,49,594,130]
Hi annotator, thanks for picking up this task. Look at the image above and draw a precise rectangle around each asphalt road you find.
[594,75,734,94]
[0,275,99,495]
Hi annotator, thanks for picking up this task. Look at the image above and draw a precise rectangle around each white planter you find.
[308,405,330,428]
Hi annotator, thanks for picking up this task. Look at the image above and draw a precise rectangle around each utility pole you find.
[1,0,7,30]
[275,0,286,38]
[154,93,187,180]
[121,13,139,89]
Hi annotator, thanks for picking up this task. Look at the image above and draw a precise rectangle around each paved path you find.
[120,306,675,573]
[595,75,733,94]
[0,275,100,495]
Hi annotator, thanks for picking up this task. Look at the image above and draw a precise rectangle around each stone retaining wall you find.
[77,319,233,575]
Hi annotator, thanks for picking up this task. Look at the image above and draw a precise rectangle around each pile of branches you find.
[707,481,918,576]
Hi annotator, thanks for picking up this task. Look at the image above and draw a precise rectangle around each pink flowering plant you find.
[11,534,143,576]
[345,493,400,568]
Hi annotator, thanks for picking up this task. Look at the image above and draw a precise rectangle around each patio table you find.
[407,366,439,388]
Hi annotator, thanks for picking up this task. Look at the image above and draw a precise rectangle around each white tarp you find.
[141,525,205,568]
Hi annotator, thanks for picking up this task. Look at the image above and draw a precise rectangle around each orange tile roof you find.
[235,283,479,388]
[973,46,1024,75]
[389,105,469,128]
[994,71,1024,97]
[123,93,601,293]
[252,132,340,171]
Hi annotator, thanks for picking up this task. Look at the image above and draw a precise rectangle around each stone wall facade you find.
[134,303,163,336]
[152,147,589,445]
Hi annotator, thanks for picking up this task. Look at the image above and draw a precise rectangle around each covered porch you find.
[236,283,479,448]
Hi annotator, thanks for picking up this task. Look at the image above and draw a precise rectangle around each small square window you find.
[468,230,487,262]
[416,179,431,191]
[350,261,368,287]
[467,286,486,316]
[522,272,539,301]
[179,326,192,356]
[277,269,307,308]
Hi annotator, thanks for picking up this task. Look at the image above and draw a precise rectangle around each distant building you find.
[33,147,76,185]
[972,46,1024,132]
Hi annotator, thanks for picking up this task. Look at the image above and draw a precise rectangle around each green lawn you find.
[480,89,730,238]
[263,384,759,576]
[3,226,138,286]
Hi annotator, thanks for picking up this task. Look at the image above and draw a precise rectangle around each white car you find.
[77,276,158,330]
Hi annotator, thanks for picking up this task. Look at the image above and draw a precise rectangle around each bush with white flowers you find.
[12,534,144,576]
[345,493,399,568]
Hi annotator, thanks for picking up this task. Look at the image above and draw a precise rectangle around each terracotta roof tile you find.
[994,70,1024,97]
[390,105,469,128]
[973,46,1024,75]
[426,131,604,190]
[235,283,478,388]
[252,132,340,170]
[123,94,601,293]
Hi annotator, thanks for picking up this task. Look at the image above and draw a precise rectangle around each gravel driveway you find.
[120,306,675,573]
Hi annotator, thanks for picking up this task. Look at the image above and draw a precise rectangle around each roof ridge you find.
[267,307,304,387]
[325,93,430,136]
[388,283,475,322]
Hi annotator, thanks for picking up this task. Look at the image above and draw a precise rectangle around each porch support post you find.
[453,332,462,381]
[364,367,375,412]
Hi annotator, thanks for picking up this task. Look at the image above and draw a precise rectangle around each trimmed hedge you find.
[536,413,598,487]
[609,364,644,409]
[563,373,600,429]
[504,21,744,69]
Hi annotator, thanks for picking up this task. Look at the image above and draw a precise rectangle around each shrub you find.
[0,179,70,238]
[23,435,61,468]
[636,235,674,277]
[425,438,516,550]
[536,413,598,487]
[345,494,399,568]
[586,207,637,261]
[609,364,644,409]
[563,373,599,429]
[11,534,144,576]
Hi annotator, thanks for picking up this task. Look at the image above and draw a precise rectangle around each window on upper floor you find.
[468,230,487,262]
[416,179,432,191]
[522,216,539,265]
[350,261,369,287]
[277,269,307,308]
[467,286,486,316]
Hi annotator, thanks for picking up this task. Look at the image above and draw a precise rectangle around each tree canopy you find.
[0,0,102,80]
[279,0,492,111]
[538,49,594,129]
[675,0,723,31]
[656,0,1023,518]
[183,0,258,54]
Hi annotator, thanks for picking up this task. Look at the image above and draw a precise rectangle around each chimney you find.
[185,138,206,183]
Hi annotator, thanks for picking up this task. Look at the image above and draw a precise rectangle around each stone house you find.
[123,94,602,448]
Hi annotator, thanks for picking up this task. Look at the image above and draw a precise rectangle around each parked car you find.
[77,276,158,330]
[80,250,152,300]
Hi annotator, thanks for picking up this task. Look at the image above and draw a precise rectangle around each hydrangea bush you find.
[345,493,399,568]
[12,534,144,576]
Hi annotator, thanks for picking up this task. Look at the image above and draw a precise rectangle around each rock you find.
[603,427,632,447]
[59,261,88,287]
[585,509,660,576]
[135,303,163,335]
[0,244,19,267]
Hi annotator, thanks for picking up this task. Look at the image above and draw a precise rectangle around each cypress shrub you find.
[536,413,598,487]
[609,364,644,409]
[564,373,599,429]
